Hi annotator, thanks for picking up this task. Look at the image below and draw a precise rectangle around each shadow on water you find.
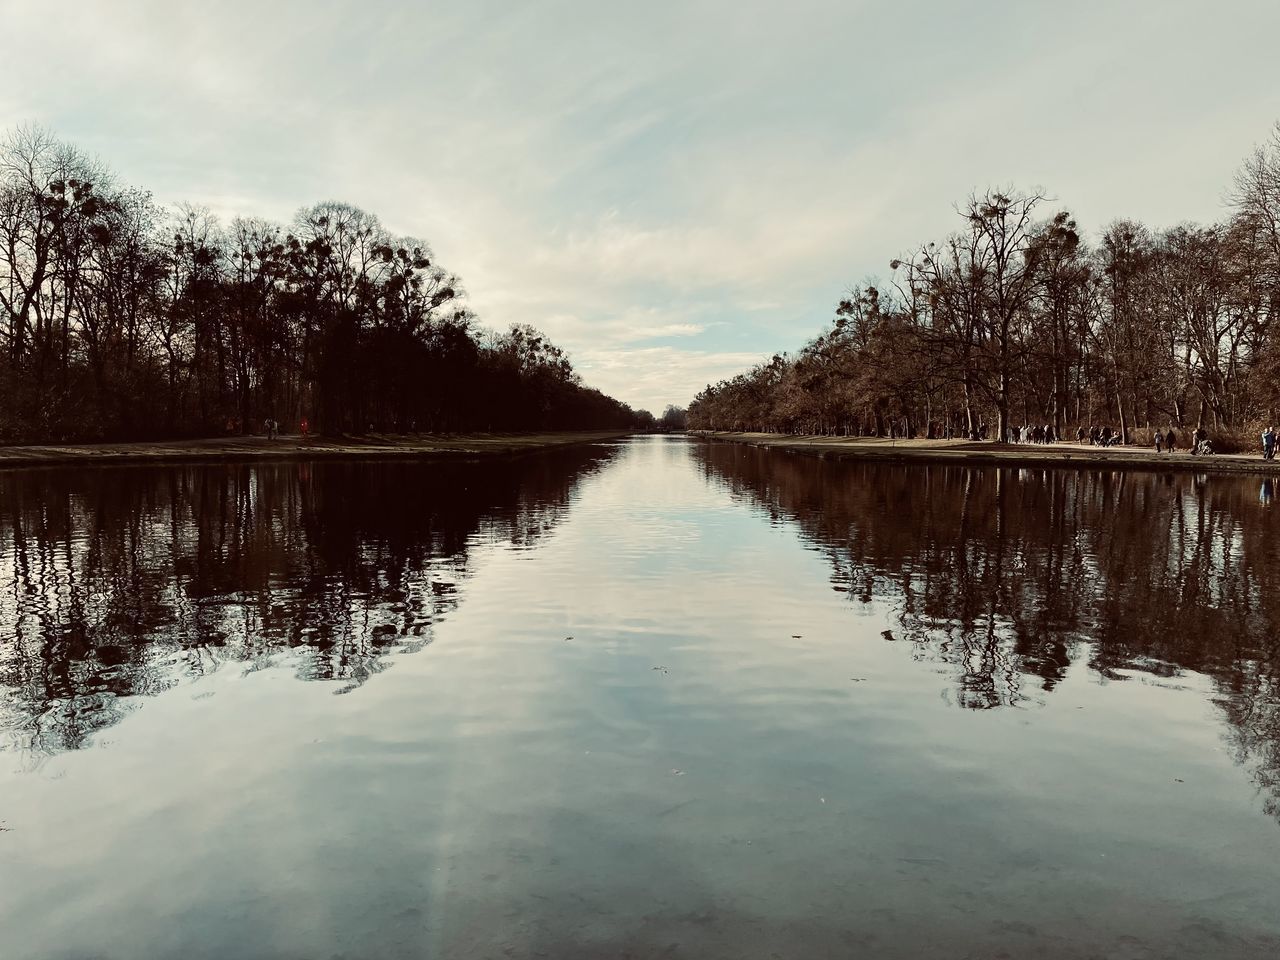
[692,441,1280,821]
[0,445,618,758]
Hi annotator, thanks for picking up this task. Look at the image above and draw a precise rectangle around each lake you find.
[2,435,1278,959]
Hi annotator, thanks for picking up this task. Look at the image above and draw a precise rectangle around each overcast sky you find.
[2,0,1277,413]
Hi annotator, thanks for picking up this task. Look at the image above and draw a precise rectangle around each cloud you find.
[576,346,769,415]
[2,0,1278,411]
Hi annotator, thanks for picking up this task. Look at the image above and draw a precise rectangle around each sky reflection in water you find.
[1,436,1278,959]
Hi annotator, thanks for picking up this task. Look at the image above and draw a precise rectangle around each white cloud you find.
[577,346,769,415]
[1,0,1277,410]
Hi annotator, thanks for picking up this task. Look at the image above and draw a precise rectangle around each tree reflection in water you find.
[0,448,615,758]
[693,442,1280,820]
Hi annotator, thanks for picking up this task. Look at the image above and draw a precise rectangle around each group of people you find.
[925,423,980,441]
[1004,423,1162,447]
[919,418,1280,459]
[258,417,311,438]
[996,422,1223,456]
[1007,424,1058,444]
[1073,424,1215,456]
[1082,425,1122,447]
[1153,426,1214,455]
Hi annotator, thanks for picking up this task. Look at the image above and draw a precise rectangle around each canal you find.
[2,436,1278,958]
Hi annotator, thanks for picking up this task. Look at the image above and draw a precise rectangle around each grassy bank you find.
[0,431,634,468]
[693,431,1280,476]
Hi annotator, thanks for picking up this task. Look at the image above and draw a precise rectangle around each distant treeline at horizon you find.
[0,125,654,443]
[688,122,1280,445]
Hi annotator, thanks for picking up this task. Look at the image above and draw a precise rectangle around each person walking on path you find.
[1264,426,1276,461]
[1165,428,1176,453]
[1155,432,1163,454]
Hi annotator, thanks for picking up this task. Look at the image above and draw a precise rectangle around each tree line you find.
[0,125,651,442]
[689,123,1280,447]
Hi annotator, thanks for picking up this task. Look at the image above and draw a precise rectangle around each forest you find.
[688,123,1280,448]
[0,126,649,442]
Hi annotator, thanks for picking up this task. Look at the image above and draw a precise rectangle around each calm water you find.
[2,436,1279,959]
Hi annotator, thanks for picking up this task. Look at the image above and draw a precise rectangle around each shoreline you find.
[692,431,1280,476]
[0,431,635,469]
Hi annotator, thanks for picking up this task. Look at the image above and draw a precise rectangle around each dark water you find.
[2,436,1278,959]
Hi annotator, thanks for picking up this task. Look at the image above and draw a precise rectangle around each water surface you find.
[2,437,1278,958]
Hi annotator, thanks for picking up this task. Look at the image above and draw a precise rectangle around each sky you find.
[2,0,1278,415]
